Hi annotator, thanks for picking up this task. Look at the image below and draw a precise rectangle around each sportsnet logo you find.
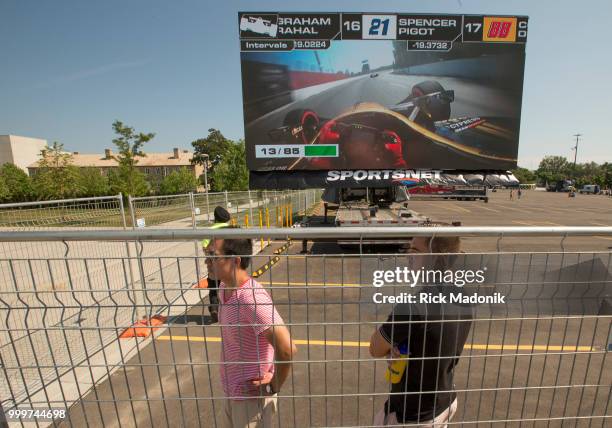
[483,17,517,42]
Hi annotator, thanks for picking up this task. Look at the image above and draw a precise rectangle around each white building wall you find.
[0,135,47,174]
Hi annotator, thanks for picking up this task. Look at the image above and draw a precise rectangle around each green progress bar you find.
[304,145,338,157]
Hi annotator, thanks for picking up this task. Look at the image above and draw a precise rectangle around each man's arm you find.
[369,328,392,358]
[370,308,416,358]
[262,324,297,392]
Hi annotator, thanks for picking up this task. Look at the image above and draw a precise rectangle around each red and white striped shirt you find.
[219,277,283,399]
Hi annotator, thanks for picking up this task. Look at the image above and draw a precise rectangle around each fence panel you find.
[0,227,610,427]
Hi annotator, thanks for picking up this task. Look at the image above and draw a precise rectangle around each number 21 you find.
[369,18,389,35]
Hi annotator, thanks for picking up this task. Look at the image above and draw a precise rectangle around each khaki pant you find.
[222,395,277,428]
[373,398,458,427]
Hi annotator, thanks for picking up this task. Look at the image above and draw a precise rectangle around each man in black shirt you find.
[369,235,472,426]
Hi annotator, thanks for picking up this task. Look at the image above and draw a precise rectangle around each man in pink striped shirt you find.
[205,237,297,428]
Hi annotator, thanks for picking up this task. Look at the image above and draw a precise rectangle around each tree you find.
[159,167,198,195]
[601,162,612,188]
[210,140,249,191]
[511,166,536,184]
[0,163,34,202]
[191,128,232,189]
[78,167,110,197]
[32,142,82,199]
[0,174,10,202]
[536,156,570,185]
[108,166,149,197]
[109,120,154,196]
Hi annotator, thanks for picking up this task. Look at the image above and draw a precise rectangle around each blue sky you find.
[1,0,610,169]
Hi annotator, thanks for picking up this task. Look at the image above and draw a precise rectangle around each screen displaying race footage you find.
[239,13,528,172]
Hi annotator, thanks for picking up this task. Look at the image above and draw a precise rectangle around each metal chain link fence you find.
[0,227,610,427]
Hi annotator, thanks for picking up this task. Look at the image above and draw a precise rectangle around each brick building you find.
[28,147,204,182]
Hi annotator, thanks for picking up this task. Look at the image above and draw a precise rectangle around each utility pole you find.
[572,133,582,169]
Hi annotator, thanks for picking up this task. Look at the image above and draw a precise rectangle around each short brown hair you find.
[414,222,462,270]
[417,221,461,254]
[422,235,461,254]
[220,238,252,270]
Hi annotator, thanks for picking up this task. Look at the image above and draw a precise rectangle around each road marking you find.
[260,281,494,289]
[478,206,501,213]
[512,220,536,226]
[449,204,471,213]
[440,204,471,214]
[512,220,563,226]
[155,335,594,352]
[493,204,524,212]
[265,281,363,287]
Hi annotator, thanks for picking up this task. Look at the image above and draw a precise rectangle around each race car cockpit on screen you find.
[267,80,458,169]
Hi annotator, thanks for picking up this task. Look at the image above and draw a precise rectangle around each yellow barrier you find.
[265,207,270,246]
[245,213,249,228]
[259,209,263,249]
[285,205,289,227]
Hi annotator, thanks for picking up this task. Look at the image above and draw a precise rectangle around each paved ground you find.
[58,190,612,427]
[405,189,612,252]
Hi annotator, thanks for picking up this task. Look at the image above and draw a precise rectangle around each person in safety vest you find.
[201,206,231,323]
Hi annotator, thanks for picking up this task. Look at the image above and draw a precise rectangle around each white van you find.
[579,184,600,194]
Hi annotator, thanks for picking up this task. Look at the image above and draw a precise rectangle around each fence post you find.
[189,192,201,280]
[205,190,210,224]
[126,195,145,318]
[128,195,138,229]
[118,193,136,296]
[188,192,197,228]
[118,193,127,227]
[224,190,229,210]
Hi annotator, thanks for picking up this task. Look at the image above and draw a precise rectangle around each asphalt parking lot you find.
[63,190,611,427]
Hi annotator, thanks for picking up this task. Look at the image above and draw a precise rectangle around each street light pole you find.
[203,153,209,193]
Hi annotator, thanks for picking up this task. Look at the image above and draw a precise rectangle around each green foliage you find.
[0,174,10,202]
[536,156,612,188]
[110,120,155,196]
[191,128,232,190]
[536,156,571,185]
[159,167,199,195]
[78,167,110,197]
[108,166,150,197]
[210,140,249,191]
[0,163,34,201]
[511,166,537,184]
[572,161,612,188]
[32,142,82,199]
